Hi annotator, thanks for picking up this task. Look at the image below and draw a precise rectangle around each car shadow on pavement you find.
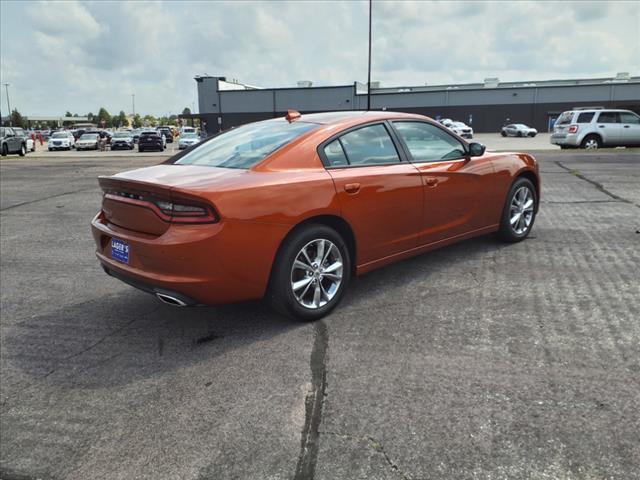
[2,292,301,397]
[2,233,515,399]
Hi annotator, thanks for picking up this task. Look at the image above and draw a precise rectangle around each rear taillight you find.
[104,191,218,224]
[568,125,578,134]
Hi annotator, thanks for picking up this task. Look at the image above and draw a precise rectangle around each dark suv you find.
[0,127,27,156]
[138,130,165,152]
[158,127,173,143]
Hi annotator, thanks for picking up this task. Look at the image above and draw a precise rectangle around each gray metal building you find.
[189,74,640,134]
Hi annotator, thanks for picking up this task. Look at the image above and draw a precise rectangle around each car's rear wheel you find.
[19,144,26,156]
[581,134,601,149]
[498,177,537,242]
[1,144,7,156]
[269,224,351,321]
[501,131,507,137]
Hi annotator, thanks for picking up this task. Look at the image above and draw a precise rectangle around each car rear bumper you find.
[91,211,289,305]
[550,133,580,146]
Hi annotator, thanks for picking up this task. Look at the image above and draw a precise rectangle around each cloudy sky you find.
[1,0,638,117]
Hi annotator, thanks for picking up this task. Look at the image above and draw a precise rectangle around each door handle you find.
[344,183,360,194]
[598,125,605,128]
[624,125,630,128]
[425,177,439,187]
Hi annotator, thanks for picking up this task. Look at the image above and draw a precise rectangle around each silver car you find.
[550,109,640,149]
[501,124,537,137]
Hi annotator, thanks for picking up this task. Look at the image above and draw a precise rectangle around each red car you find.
[92,111,539,321]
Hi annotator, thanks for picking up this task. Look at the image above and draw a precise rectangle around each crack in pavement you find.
[554,161,640,208]
[320,430,413,480]
[0,187,96,212]
[293,321,328,480]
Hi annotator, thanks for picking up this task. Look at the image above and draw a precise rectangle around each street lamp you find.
[2,83,11,126]
[132,94,135,116]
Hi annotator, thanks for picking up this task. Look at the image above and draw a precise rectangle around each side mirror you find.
[468,142,486,157]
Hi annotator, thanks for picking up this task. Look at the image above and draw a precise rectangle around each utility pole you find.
[131,94,135,116]
[367,0,372,111]
[2,83,11,126]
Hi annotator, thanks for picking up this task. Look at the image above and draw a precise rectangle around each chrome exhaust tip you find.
[156,293,188,307]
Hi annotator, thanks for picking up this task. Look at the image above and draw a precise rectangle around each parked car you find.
[91,110,540,321]
[138,130,165,152]
[111,131,135,150]
[177,132,200,150]
[12,127,35,151]
[550,109,640,149]
[501,124,538,137]
[158,127,174,143]
[75,133,100,150]
[180,126,197,135]
[438,118,453,127]
[447,121,474,139]
[47,131,75,151]
[0,127,27,156]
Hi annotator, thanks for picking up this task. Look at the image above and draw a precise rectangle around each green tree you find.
[86,112,94,123]
[143,114,156,126]
[10,109,25,128]
[97,107,111,128]
[182,107,193,126]
[117,110,128,128]
[132,113,142,128]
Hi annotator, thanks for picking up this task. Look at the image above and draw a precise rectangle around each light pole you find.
[367,0,373,111]
[131,94,135,116]
[2,83,11,126]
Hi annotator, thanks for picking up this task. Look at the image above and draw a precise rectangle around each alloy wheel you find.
[584,138,599,149]
[290,238,343,309]
[510,186,534,235]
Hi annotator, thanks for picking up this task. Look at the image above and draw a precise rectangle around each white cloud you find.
[0,0,637,117]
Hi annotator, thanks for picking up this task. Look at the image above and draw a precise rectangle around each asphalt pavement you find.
[1,150,639,480]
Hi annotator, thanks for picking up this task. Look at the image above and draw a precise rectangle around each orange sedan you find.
[91,111,539,321]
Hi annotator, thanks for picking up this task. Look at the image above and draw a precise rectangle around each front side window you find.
[175,119,318,169]
[597,112,619,123]
[393,121,466,162]
[620,112,640,124]
[577,112,595,123]
[337,124,400,166]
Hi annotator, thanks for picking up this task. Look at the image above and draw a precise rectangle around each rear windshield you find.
[556,112,574,125]
[52,132,68,138]
[174,120,319,169]
[80,134,98,140]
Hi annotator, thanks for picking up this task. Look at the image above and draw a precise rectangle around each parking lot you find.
[1,149,639,479]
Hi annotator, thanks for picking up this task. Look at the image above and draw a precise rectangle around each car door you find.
[595,111,623,145]
[390,120,496,246]
[619,111,640,146]
[320,122,423,266]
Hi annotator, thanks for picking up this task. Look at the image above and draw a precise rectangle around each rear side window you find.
[337,124,400,166]
[577,112,595,123]
[556,112,574,125]
[597,112,619,123]
[393,121,466,162]
[323,139,349,167]
[620,112,640,124]
[175,120,318,169]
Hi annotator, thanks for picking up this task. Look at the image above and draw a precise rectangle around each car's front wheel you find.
[269,224,351,321]
[498,177,537,242]
[19,144,26,156]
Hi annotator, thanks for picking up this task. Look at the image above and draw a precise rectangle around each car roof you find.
[285,110,429,128]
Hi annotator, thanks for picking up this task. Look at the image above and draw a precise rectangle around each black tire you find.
[581,134,602,149]
[517,131,523,137]
[19,144,26,156]
[497,177,537,243]
[268,224,351,322]
[1,143,7,156]
[501,131,507,137]
[139,147,144,153]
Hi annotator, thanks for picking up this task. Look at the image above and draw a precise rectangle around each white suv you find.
[550,109,640,149]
